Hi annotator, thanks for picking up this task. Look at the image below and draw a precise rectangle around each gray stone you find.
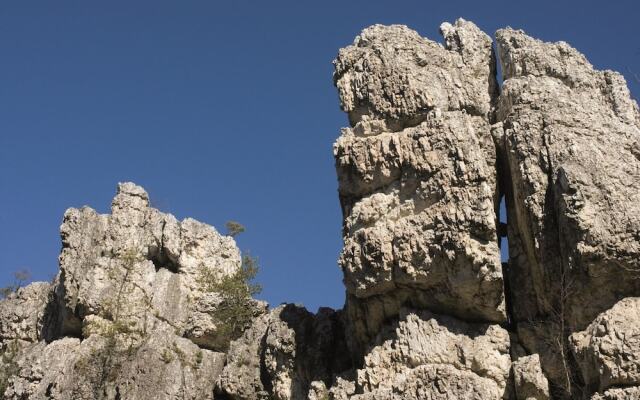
[4,330,224,400]
[590,387,640,400]
[333,19,505,355]
[329,309,511,400]
[570,298,640,393]
[496,26,640,394]
[50,182,242,350]
[2,16,640,400]
[217,304,351,400]
[0,282,51,344]
[512,354,550,400]
[1,183,238,399]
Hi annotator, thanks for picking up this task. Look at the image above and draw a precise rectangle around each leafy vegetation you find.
[197,253,261,350]
[225,221,246,238]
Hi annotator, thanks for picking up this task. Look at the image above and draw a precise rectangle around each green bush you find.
[225,221,246,238]
[197,254,261,350]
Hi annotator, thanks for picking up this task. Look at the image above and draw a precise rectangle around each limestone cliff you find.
[2,18,640,400]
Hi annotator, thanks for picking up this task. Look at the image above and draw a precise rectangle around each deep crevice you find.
[499,195,516,332]
[148,220,180,273]
[258,331,274,395]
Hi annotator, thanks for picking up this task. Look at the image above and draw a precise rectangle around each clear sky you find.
[1,1,638,311]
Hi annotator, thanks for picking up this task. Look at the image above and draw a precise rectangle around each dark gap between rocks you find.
[148,249,179,273]
[499,194,515,331]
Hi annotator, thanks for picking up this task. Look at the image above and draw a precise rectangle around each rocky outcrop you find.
[49,182,245,351]
[328,308,512,399]
[1,183,252,399]
[5,331,224,400]
[512,354,550,400]
[495,27,640,396]
[0,283,51,345]
[217,304,351,400]
[570,298,640,395]
[334,19,505,355]
[332,17,640,400]
[2,17,640,400]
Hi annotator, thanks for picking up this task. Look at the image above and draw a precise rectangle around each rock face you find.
[0,183,245,399]
[512,354,550,400]
[2,17,640,400]
[570,298,640,395]
[0,283,51,345]
[6,332,224,400]
[334,20,505,355]
[331,309,512,400]
[217,305,351,400]
[50,182,243,351]
[495,27,640,396]
[332,17,640,400]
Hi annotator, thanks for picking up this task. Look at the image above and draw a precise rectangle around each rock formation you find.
[1,17,640,400]
[329,17,639,400]
[333,20,505,357]
[1,183,250,399]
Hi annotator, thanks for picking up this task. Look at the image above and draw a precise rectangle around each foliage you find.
[160,348,174,364]
[160,342,203,369]
[0,340,20,396]
[225,221,246,238]
[197,253,261,350]
[195,349,203,366]
[0,269,31,299]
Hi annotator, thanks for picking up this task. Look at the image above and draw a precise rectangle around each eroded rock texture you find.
[332,18,640,400]
[328,309,512,400]
[0,283,51,345]
[216,304,351,400]
[50,182,245,350]
[496,28,640,397]
[512,354,550,400]
[570,298,640,395]
[334,19,506,356]
[0,183,248,399]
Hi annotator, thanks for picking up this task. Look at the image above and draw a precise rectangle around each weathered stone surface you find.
[0,183,239,399]
[326,309,511,400]
[50,182,242,350]
[496,26,640,395]
[570,297,640,394]
[512,354,550,400]
[3,329,224,400]
[497,26,640,325]
[334,19,498,128]
[333,19,505,354]
[590,387,640,400]
[0,282,51,344]
[217,304,351,400]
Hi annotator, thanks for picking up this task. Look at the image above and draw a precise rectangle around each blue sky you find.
[1,1,638,311]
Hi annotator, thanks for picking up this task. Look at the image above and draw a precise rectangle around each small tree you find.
[197,254,261,350]
[0,269,31,299]
[225,221,245,238]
